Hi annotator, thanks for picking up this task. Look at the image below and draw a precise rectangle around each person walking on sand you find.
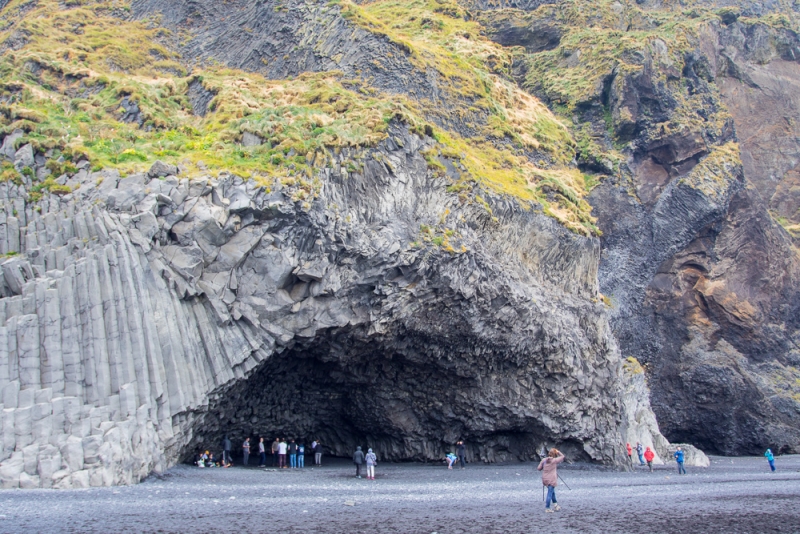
[314,441,323,466]
[365,448,377,480]
[353,446,365,478]
[644,446,655,472]
[457,441,466,469]
[674,446,686,474]
[636,442,644,465]
[626,442,632,464]
[765,449,776,472]
[538,448,565,513]
[272,438,280,467]
[258,437,266,467]
[242,437,251,467]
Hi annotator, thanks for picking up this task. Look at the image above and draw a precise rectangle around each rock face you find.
[477,0,800,455]
[0,125,671,488]
[588,15,800,456]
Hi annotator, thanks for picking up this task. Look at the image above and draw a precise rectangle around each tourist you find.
[242,437,251,467]
[365,448,377,480]
[278,437,288,468]
[208,452,217,467]
[626,442,632,464]
[353,446,365,478]
[674,446,686,474]
[298,442,305,468]
[636,442,644,465]
[457,441,466,469]
[222,435,232,467]
[644,446,655,472]
[258,437,266,467]
[289,439,298,469]
[765,448,776,472]
[538,448,565,513]
[314,441,323,466]
[272,438,280,467]
[194,450,204,467]
[445,452,457,469]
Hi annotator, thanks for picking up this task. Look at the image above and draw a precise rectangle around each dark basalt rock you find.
[0,123,677,489]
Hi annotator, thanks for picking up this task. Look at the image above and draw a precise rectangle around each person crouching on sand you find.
[445,452,457,469]
[537,448,565,513]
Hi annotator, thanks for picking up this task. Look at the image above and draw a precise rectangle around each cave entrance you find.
[181,327,547,465]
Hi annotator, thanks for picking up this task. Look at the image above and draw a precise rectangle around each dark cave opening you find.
[180,328,557,465]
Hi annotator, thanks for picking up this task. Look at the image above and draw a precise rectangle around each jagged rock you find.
[148,161,179,178]
[13,144,33,169]
[241,132,263,147]
[1,129,23,160]
[0,123,677,487]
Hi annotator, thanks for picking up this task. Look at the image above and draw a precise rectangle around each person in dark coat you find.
[353,446,365,478]
[314,441,323,466]
[457,441,466,469]
[222,435,232,467]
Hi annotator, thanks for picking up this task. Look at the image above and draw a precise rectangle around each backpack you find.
[299,445,305,454]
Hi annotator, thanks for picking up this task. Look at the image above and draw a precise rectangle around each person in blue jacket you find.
[674,446,686,474]
[765,449,776,472]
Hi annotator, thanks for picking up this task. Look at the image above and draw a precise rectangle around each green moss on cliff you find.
[0,0,602,234]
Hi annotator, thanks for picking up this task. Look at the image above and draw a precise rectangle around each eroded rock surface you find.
[0,124,669,488]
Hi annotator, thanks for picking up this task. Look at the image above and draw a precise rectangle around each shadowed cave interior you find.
[180,327,583,464]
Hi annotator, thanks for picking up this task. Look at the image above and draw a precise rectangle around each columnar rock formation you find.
[0,124,682,488]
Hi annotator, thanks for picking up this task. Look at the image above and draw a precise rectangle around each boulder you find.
[148,160,179,178]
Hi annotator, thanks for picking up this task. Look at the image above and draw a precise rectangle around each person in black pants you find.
[457,441,466,469]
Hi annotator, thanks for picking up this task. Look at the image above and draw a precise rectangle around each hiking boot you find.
[545,508,554,513]
[553,504,561,512]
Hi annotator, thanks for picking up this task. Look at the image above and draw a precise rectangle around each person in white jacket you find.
[365,448,377,480]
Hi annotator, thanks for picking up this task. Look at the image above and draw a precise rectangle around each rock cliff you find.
[0,123,676,488]
[3,0,798,489]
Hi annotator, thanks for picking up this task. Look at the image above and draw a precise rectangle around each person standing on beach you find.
[365,448,377,480]
[457,441,466,469]
[765,449,776,472]
[537,448,565,513]
[353,446,365,478]
[272,438,280,467]
[222,435,232,468]
[242,437,251,467]
[298,442,305,468]
[278,438,288,468]
[636,442,644,465]
[626,442,632,464]
[644,446,655,472]
[314,441,323,466]
[258,437,266,467]
[289,439,298,469]
[674,446,686,474]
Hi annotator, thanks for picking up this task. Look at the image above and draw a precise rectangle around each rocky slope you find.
[0,123,682,489]
[0,0,795,489]
[479,0,800,454]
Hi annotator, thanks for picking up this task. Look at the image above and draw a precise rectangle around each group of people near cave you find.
[194,436,324,469]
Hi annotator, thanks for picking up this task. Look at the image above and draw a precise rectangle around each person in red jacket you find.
[626,442,632,465]
[644,446,655,472]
